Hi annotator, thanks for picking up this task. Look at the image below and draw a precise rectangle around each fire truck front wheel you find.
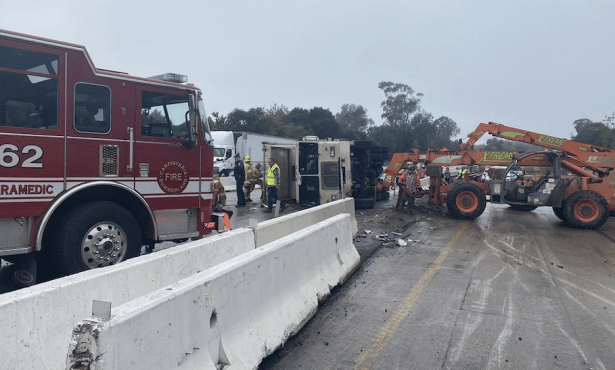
[52,201,142,276]
[446,183,487,220]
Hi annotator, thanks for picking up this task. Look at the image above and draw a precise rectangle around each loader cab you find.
[497,152,566,209]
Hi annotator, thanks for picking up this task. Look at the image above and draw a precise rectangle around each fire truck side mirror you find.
[182,93,198,148]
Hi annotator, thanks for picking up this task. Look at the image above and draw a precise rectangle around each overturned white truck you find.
[263,137,389,208]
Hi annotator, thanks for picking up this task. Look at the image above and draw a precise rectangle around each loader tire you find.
[563,191,610,229]
[446,183,487,220]
[552,206,566,221]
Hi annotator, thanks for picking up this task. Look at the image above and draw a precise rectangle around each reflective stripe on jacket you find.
[267,164,279,186]
[244,165,254,185]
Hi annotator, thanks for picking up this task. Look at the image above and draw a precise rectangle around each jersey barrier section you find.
[0,229,255,370]
[251,197,358,248]
[66,214,359,370]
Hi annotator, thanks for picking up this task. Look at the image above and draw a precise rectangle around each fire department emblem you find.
[158,161,189,193]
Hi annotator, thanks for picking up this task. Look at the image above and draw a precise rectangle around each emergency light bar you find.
[148,73,188,83]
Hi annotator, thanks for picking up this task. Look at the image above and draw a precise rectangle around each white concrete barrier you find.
[252,197,358,248]
[0,229,255,370]
[67,214,360,370]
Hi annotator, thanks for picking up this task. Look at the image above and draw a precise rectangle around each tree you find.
[604,112,615,129]
[336,104,374,134]
[433,116,460,148]
[208,112,229,131]
[373,81,460,152]
[378,81,422,127]
[573,118,593,134]
[265,104,289,120]
[226,107,266,133]
[284,107,340,139]
[574,122,615,148]
[308,107,340,139]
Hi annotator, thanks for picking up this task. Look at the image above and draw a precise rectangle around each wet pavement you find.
[259,196,615,370]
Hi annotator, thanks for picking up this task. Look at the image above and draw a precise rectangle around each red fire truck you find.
[0,29,223,283]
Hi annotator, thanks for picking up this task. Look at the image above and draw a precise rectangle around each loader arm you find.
[461,121,612,154]
[460,121,615,174]
[381,150,421,188]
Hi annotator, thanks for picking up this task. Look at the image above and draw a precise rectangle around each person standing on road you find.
[212,174,227,211]
[457,166,468,181]
[245,162,264,202]
[243,155,254,202]
[399,165,419,212]
[264,157,285,213]
[444,167,451,184]
[234,154,246,207]
[396,170,409,211]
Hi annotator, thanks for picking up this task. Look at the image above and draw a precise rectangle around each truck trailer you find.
[211,130,297,176]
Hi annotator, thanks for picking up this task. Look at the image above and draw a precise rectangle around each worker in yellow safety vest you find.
[457,166,468,181]
[264,157,285,213]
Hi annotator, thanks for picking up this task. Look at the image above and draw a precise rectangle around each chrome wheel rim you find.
[80,222,128,269]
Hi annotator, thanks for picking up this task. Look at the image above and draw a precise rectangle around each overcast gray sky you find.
[2,0,614,141]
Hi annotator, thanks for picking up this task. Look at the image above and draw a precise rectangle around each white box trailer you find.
[212,131,297,176]
[234,132,297,166]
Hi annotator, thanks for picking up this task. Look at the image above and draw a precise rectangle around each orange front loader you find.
[384,122,615,229]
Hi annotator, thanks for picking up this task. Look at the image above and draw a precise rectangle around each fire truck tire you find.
[509,204,538,212]
[52,201,142,276]
[552,206,566,221]
[446,183,487,220]
[563,191,610,229]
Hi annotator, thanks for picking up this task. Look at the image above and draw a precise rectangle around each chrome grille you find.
[100,145,119,176]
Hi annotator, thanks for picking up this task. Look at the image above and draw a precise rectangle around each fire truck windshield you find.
[198,99,213,145]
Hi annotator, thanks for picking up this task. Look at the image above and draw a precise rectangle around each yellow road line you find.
[354,226,467,370]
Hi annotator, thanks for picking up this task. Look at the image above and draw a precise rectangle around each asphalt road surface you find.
[260,197,615,370]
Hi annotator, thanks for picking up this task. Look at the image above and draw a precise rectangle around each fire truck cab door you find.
[0,43,65,227]
[134,87,200,240]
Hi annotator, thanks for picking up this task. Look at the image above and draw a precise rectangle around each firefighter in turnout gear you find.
[245,161,264,202]
[212,174,227,211]
[243,155,255,202]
